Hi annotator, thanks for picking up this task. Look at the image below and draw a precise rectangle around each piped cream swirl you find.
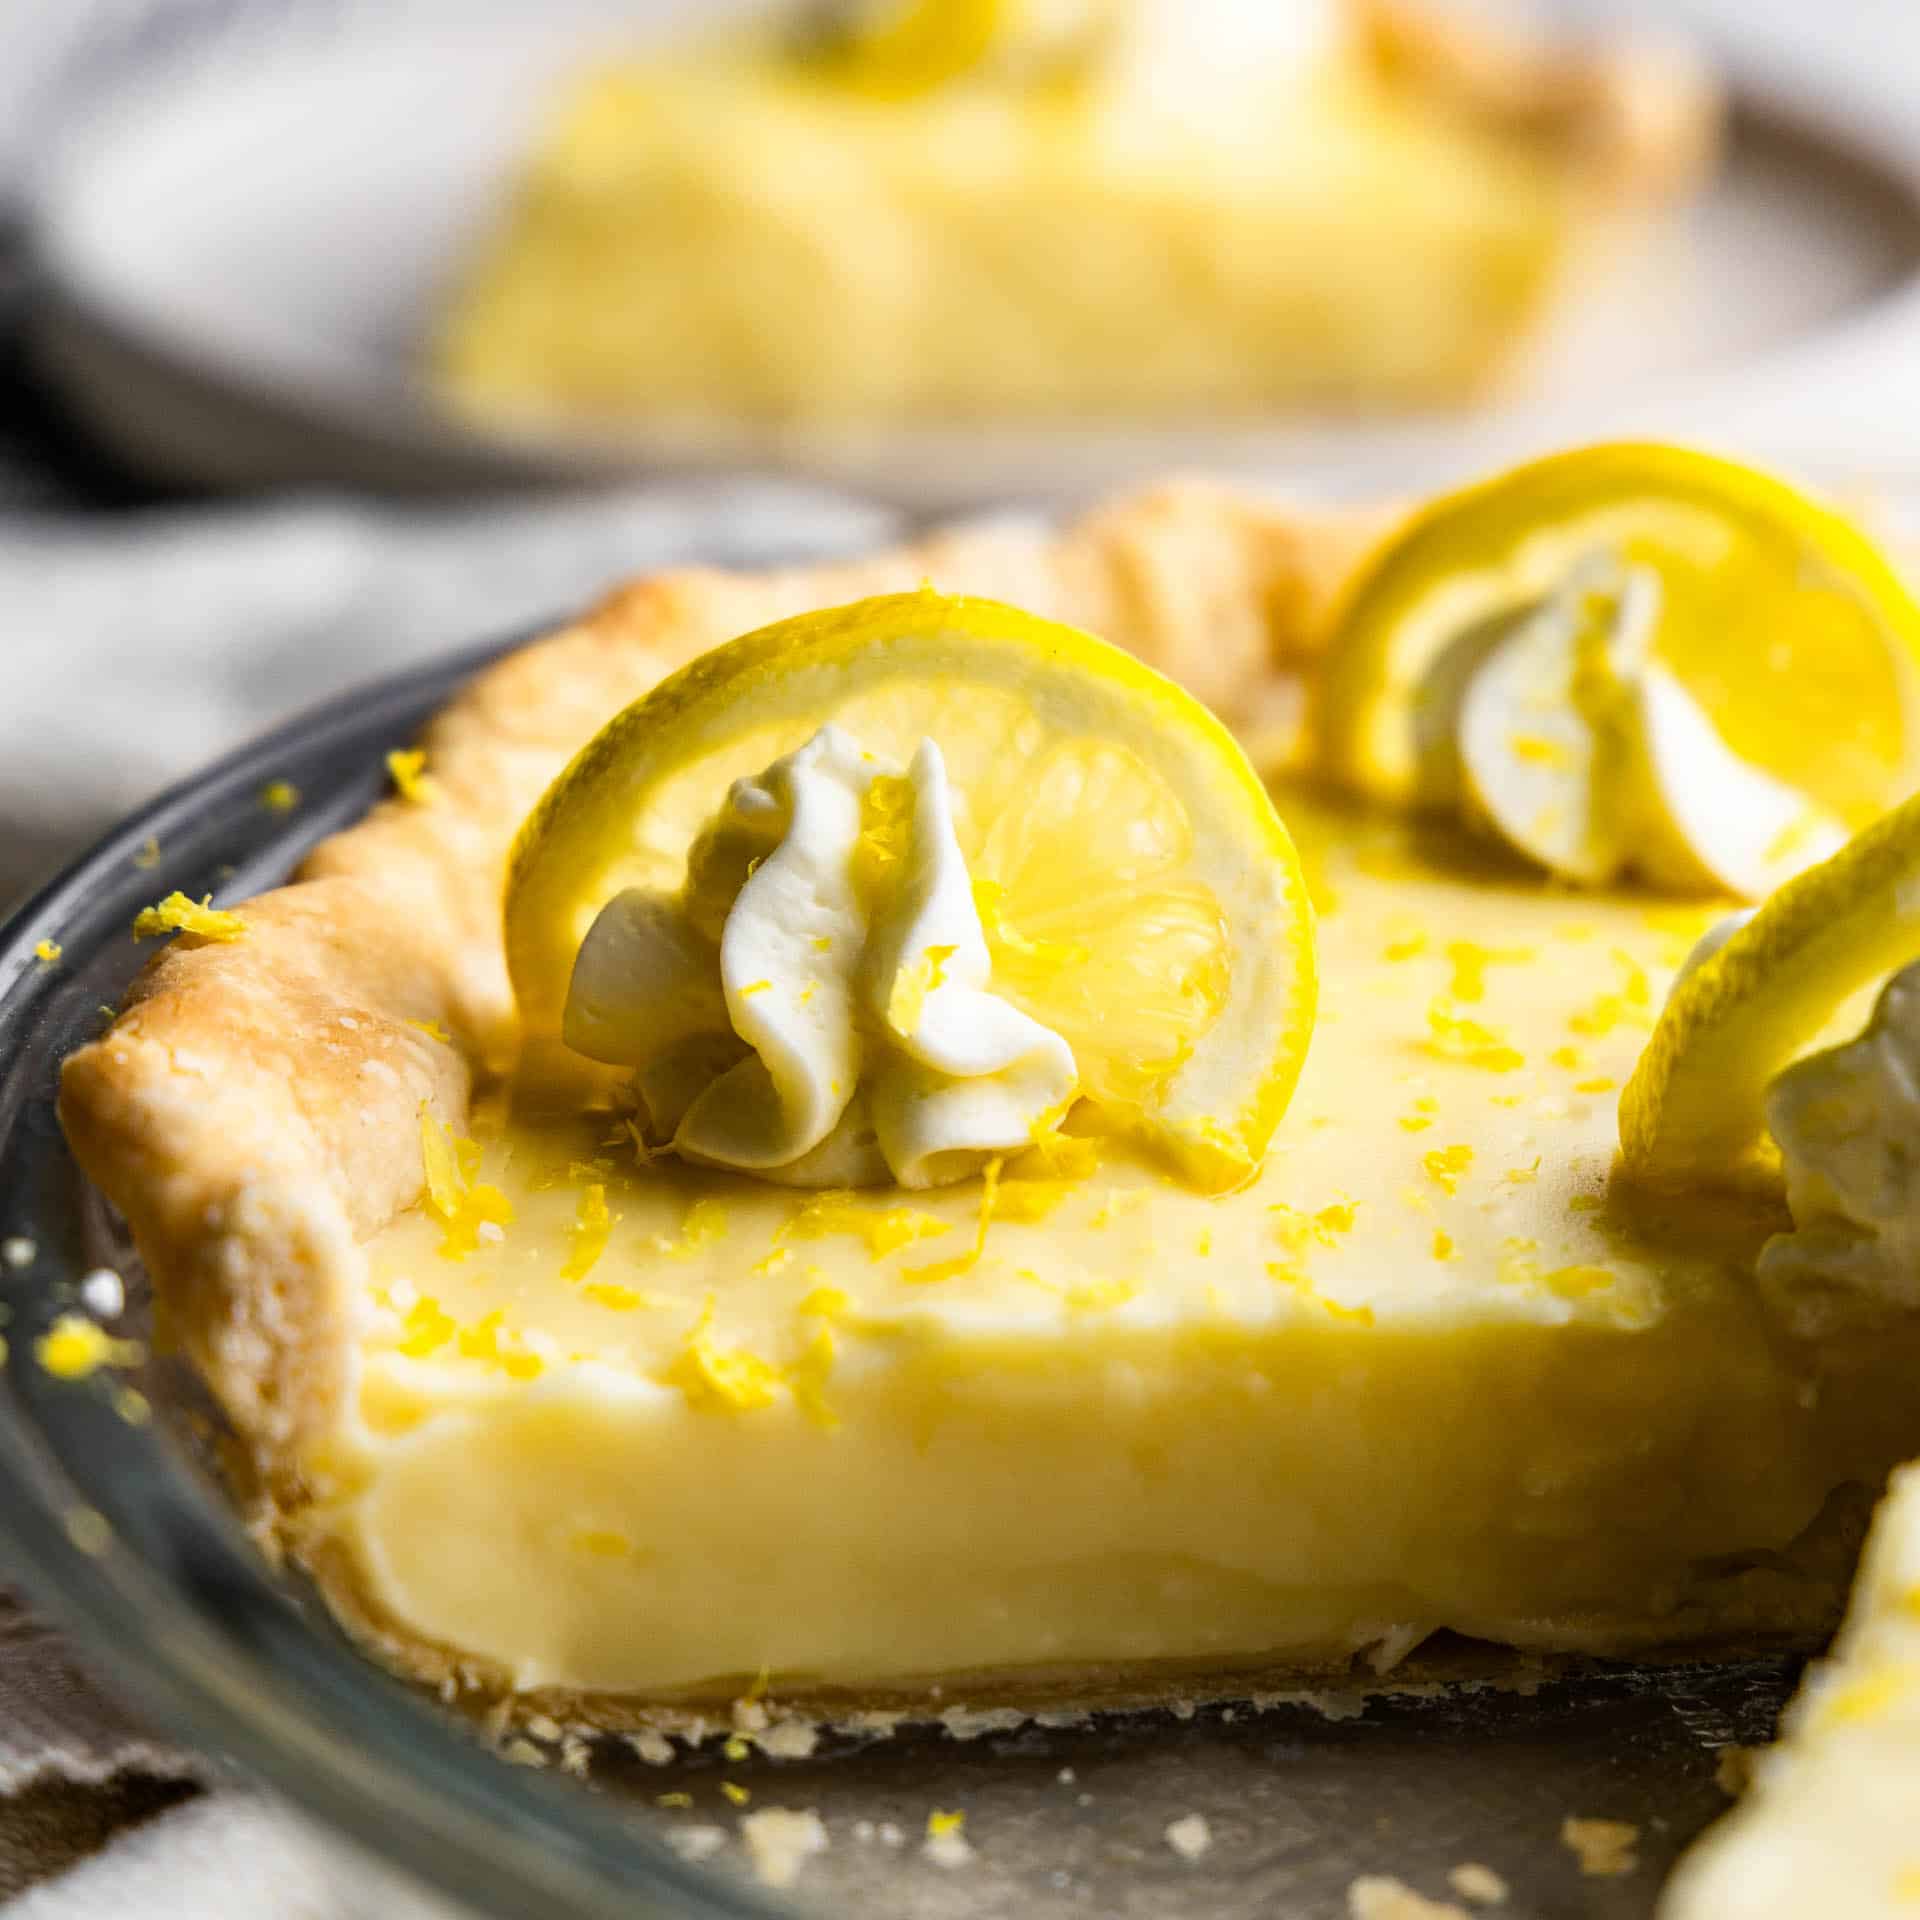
[564,725,1077,1189]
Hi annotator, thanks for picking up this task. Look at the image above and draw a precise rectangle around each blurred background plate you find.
[21,0,1920,512]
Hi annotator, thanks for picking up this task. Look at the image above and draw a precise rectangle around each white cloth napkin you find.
[0,476,901,1913]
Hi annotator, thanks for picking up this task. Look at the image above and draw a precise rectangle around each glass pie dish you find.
[0,630,1823,1920]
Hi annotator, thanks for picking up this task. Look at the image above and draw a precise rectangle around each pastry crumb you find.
[501,1738,546,1767]
[667,1825,728,1864]
[740,1808,828,1889]
[1561,1816,1639,1877]
[924,1808,973,1869]
[132,836,161,871]
[1714,1746,1759,1796]
[2,1237,37,1269]
[1165,1813,1212,1860]
[754,1719,819,1760]
[1447,1862,1508,1905]
[1346,1874,1471,1918]
[78,1268,124,1318]
[626,1727,675,1765]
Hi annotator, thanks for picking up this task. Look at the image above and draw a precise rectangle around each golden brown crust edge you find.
[55,480,1399,1686]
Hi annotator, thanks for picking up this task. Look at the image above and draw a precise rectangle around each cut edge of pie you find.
[54,479,1397,1720]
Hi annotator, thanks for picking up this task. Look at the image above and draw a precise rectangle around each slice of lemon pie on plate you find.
[52,447,1920,1909]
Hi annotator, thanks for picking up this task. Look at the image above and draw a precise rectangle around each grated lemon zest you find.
[35,1315,137,1380]
[407,1018,452,1044]
[886,942,956,1037]
[386,748,437,805]
[132,892,244,944]
[583,1282,663,1313]
[1444,941,1535,1005]
[33,940,61,965]
[787,1324,839,1430]
[782,1192,949,1259]
[1432,1230,1455,1261]
[1422,1145,1473,1194]
[561,1183,616,1281]
[928,1811,966,1839]
[721,1782,751,1807]
[656,1196,729,1258]
[904,1158,1003,1283]
[260,780,300,813]
[1426,1003,1523,1072]
[132,836,161,871]
[799,1285,850,1319]
[416,1103,514,1259]
[1816,1665,1918,1729]
[667,1296,782,1414]
[397,1297,457,1357]
[1504,1159,1542,1185]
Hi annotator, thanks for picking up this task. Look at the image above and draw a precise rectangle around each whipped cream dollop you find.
[1448,562,1847,899]
[564,726,1077,1189]
[1759,960,1920,1332]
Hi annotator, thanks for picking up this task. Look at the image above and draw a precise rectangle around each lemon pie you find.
[434,0,1716,428]
[54,434,1920,1920]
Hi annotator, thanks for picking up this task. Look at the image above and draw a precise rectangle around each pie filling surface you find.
[314,786,1920,1699]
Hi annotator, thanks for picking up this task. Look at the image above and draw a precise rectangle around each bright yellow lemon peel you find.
[132,892,244,944]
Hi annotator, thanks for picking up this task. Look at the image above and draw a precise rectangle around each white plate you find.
[24,0,1920,510]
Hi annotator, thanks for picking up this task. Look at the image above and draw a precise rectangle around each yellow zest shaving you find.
[1422,1145,1473,1194]
[1382,929,1428,962]
[1575,1076,1616,1094]
[35,1315,137,1380]
[386,748,437,805]
[928,1811,966,1840]
[656,1196,729,1258]
[1426,1004,1523,1072]
[132,891,245,944]
[1569,949,1654,1037]
[740,980,772,998]
[656,1792,693,1809]
[397,1297,457,1357]
[667,1296,783,1414]
[799,1285,851,1318]
[407,1018,452,1044]
[584,1282,663,1312]
[787,1324,839,1431]
[1504,1159,1542,1185]
[904,1158,1002,1283]
[416,1102,514,1259]
[1444,941,1535,1004]
[132,836,161,871]
[721,1782,751,1808]
[561,1183,616,1281]
[1508,732,1575,770]
[782,1191,950,1260]
[1550,1045,1583,1069]
[457,1309,545,1379]
[33,940,61,965]
[886,942,956,1036]
[1268,1263,1373,1327]
[260,780,300,813]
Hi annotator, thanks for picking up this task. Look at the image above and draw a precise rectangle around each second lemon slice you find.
[1619,791,1920,1190]
[1314,443,1920,833]
[506,589,1316,1192]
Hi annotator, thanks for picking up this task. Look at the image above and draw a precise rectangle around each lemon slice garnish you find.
[1619,791,1920,1190]
[1315,443,1920,834]
[506,589,1316,1192]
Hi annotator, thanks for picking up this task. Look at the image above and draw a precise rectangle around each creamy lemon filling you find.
[307,789,1920,1699]
[1449,564,1846,898]
[564,726,1075,1189]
